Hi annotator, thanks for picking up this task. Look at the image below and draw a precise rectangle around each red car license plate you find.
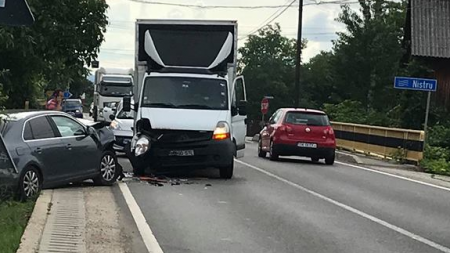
[297,143,317,148]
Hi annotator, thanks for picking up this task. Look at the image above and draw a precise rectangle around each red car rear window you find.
[284,112,330,126]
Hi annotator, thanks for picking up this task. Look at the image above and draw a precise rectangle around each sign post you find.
[394,76,438,148]
[261,97,269,125]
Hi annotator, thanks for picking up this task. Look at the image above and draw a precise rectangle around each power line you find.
[128,0,359,9]
[238,0,297,40]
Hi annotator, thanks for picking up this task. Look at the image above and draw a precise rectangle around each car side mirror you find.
[109,114,115,121]
[238,100,247,116]
[133,102,139,112]
[123,96,131,112]
[86,126,96,136]
[74,128,87,136]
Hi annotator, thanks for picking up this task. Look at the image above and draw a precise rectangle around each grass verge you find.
[0,200,35,253]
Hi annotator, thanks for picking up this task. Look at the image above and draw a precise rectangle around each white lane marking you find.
[335,161,450,193]
[236,160,450,253]
[119,182,164,253]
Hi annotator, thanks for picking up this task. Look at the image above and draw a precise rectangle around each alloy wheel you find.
[101,155,116,181]
[23,170,40,198]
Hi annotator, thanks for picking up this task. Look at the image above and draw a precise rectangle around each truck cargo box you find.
[136,20,237,74]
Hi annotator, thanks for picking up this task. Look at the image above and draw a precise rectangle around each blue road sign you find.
[394,77,437,92]
[63,91,72,99]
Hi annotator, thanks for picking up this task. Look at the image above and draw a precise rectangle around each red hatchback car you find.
[258,108,336,165]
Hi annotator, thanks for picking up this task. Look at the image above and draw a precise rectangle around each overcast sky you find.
[97,0,360,69]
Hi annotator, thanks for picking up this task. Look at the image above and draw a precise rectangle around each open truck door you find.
[232,76,247,158]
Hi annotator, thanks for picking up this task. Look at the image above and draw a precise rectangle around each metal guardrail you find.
[331,121,425,162]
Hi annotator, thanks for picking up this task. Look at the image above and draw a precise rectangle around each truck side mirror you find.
[231,105,238,116]
[238,100,247,116]
[123,96,131,112]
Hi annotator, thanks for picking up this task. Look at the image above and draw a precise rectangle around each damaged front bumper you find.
[127,137,235,172]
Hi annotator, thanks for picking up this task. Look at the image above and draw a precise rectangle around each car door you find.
[23,116,65,183]
[49,115,100,178]
[231,76,247,158]
[261,110,282,150]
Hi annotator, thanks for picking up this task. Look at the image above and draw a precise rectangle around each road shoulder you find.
[17,190,53,253]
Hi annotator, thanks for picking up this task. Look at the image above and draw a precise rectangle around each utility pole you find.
[294,0,304,108]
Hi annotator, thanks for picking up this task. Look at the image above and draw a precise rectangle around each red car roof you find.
[280,108,326,114]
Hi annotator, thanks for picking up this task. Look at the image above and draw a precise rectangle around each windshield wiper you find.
[145,102,177,108]
[178,104,214,109]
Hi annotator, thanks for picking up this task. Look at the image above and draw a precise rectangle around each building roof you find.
[410,0,450,58]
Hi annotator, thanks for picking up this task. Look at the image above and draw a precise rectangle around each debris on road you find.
[126,175,200,187]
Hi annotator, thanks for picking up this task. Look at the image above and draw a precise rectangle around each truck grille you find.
[155,130,213,144]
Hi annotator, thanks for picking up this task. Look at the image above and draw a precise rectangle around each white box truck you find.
[124,19,247,178]
[93,67,134,123]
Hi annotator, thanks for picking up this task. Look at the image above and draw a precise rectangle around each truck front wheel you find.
[219,159,234,179]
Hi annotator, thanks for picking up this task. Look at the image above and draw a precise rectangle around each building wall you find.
[432,58,450,107]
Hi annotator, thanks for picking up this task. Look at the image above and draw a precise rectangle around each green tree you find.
[332,0,407,112]
[238,24,306,119]
[0,0,108,108]
[302,51,337,108]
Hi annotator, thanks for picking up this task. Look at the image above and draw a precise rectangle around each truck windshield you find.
[99,82,133,97]
[142,77,228,110]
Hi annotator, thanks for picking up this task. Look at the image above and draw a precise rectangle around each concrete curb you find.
[17,190,53,253]
[336,151,363,164]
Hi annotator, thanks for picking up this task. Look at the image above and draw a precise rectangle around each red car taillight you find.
[324,127,335,138]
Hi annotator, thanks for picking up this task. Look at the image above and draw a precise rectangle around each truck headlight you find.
[135,136,150,156]
[213,121,230,140]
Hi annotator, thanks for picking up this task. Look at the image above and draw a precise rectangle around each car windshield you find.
[99,82,133,97]
[142,77,228,110]
[116,110,134,120]
[285,112,330,126]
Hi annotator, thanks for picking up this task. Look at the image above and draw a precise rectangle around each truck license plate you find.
[169,150,195,156]
[298,143,317,148]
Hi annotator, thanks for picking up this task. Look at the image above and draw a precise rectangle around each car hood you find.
[140,108,228,131]
[116,118,133,131]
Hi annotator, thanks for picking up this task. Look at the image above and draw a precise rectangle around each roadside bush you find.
[420,158,450,176]
[323,100,394,127]
[420,146,450,175]
[428,125,450,147]
[323,100,366,124]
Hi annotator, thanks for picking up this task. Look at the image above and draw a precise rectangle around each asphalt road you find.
[116,142,450,253]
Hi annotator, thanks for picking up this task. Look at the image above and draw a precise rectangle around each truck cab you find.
[126,20,247,178]
[93,69,134,123]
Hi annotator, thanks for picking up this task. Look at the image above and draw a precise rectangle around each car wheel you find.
[219,159,234,179]
[19,167,42,201]
[269,141,279,161]
[311,157,320,163]
[258,140,267,158]
[94,150,119,186]
[325,152,335,165]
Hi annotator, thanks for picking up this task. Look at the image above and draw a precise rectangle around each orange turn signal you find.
[213,133,231,140]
